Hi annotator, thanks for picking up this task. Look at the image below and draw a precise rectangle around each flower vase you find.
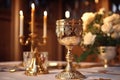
[99,46,116,68]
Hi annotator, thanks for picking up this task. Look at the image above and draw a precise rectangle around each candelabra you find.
[19,33,48,76]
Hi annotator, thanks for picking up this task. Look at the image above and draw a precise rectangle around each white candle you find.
[65,11,70,18]
[31,3,35,33]
[43,11,47,38]
[19,10,24,36]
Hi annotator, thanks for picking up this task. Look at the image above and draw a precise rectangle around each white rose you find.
[113,23,120,32]
[103,14,120,24]
[93,23,100,29]
[83,32,96,45]
[101,23,113,33]
[111,32,119,39]
[98,8,106,15]
[81,12,96,31]
[119,33,120,37]
[113,18,120,25]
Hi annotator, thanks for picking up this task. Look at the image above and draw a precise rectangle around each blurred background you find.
[0,0,120,62]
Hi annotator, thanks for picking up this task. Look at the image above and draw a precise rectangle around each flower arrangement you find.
[75,8,120,62]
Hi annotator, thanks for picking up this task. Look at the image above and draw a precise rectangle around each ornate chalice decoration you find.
[56,19,86,80]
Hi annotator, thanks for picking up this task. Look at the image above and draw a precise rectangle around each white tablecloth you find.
[0,62,120,80]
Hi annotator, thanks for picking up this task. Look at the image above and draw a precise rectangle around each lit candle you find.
[31,3,35,33]
[19,10,24,36]
[43,11,47,38]
[65,11,70,18]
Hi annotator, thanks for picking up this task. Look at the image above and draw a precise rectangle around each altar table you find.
[0,61,120,80]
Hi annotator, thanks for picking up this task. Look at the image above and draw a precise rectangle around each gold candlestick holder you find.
[19,33,48,76]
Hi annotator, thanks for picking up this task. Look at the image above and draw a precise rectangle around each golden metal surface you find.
[56,70,85,80]
[20,33,48,76]
[55,49,86,80]
[56,19,86,80]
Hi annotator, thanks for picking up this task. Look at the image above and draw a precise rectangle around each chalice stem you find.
[65,48,74,71]
[56,47,86,79]
[104,59,108,68]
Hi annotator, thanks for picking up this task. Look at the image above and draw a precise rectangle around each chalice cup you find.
[55,19,86,80]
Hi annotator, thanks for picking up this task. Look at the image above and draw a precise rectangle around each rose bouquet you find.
[75,8,120,62]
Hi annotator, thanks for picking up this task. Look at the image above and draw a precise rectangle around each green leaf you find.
[74,46,98,62]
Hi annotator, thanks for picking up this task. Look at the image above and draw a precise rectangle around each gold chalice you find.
[55,19,86,80]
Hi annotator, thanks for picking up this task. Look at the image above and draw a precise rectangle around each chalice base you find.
[55,70,86,80]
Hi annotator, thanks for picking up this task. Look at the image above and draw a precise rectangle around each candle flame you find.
[65,11,70,18]
[44,11,47,16]
[19,10,23,16]
[31,3,35,10]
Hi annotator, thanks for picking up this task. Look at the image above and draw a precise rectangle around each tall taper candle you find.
[31,3,35,33]
[19,10,24,36]
[43,11,47,38]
